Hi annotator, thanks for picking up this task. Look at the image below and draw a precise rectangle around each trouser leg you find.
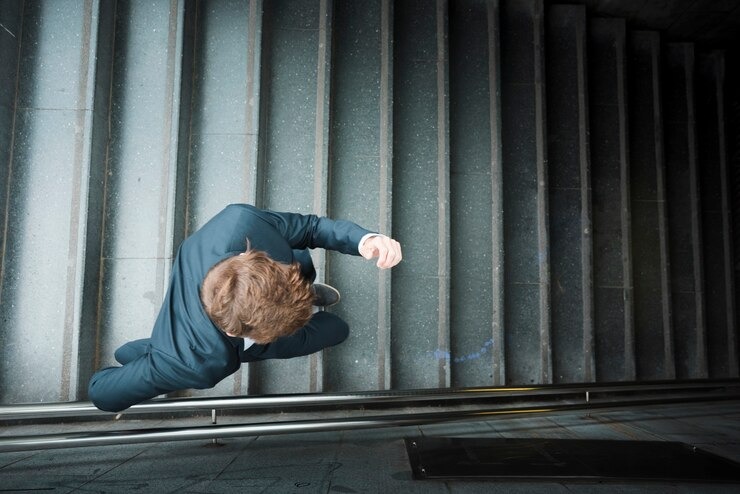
[241,311,348,362]
[114,338,151,365]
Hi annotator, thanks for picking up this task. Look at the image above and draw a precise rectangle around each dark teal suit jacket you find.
[88,204,371,412]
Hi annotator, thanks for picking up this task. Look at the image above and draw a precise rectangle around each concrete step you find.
[325,0,393,391]
[252,0,333,393]
[545,4,594,383]
[697,51,739,378]
[97,0,193,402]
[499,0,550,385]
[184,0,263,397]
[391,0,451,389]
[449,0,501,388]
[0,2,22,223]
[588,17,636,382]
[663,42,709,379]
[0,0,115,402]
[628,31,674,380]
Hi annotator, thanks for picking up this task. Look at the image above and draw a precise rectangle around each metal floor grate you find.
[405,437,740,482]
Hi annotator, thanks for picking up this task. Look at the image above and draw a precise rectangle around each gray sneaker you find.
[312,283,341,307]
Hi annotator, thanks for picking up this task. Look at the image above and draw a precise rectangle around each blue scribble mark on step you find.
[430,338,494,363]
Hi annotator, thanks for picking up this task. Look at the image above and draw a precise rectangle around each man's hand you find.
[359,235,403,269]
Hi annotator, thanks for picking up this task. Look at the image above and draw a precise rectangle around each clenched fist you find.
[359,235,403,269]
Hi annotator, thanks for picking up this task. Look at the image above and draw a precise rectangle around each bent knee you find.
[311,311,348,346]
[88,388,120,413]
[88,371,125,413]
[335,320,349,345]
[325,313,349,346]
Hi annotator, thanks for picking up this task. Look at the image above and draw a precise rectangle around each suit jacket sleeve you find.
[250,205,375,254]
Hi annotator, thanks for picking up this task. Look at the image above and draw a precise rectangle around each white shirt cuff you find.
[359,233,383,251]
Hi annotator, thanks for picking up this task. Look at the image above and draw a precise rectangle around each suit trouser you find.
[116,311,349,365]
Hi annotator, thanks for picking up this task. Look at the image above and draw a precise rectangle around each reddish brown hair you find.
[200,249,313,343]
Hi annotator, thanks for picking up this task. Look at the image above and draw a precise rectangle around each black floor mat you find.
[404,437,740,482]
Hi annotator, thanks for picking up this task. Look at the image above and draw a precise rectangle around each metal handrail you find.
[1,389,738,452]
[1,379,737,421]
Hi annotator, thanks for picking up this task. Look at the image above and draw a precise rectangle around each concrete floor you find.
[1,401,740,493]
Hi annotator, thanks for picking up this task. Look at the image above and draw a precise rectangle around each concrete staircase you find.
[0,0,737,405]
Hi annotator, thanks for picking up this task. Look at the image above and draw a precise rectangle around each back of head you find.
[200,249,313,343]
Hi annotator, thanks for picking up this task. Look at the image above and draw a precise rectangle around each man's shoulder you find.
[180,204,281,254]
[215,203,272,227]
[188,204,266,239]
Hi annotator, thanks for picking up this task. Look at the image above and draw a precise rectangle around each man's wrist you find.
[358,233,382,252]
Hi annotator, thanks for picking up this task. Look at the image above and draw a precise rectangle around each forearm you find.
[261,207,374,254]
